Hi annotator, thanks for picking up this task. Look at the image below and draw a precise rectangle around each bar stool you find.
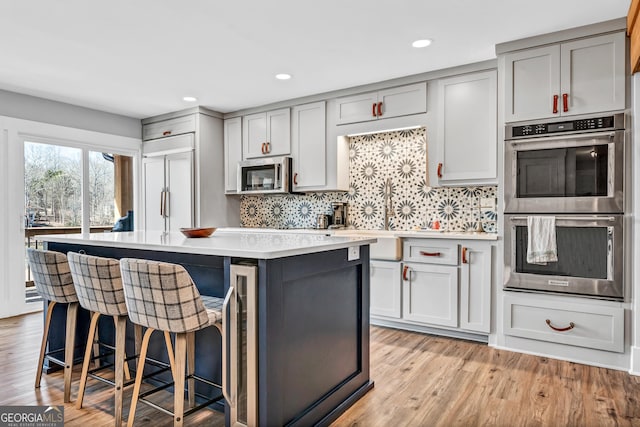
[119,258,225,427]
[66,252,138,426]
[27,248,79,403]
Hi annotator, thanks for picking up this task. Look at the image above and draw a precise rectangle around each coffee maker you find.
[329,202,347,229]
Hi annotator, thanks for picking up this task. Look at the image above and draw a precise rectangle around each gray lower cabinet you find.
[402,262,459,327]
[371,238,493,336]
[460,242,492,333]
[504,293,624,353]
[370,260,402,319]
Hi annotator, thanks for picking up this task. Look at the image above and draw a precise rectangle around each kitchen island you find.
[38,229,375,427]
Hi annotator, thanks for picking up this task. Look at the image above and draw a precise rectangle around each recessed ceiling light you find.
[275,73,292,80]
[412,39,432,48]
[183,96,198,102]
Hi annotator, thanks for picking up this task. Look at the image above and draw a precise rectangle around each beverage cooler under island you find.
[38,229,375,427]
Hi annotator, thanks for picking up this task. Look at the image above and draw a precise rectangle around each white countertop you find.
[231,227,498,241]
[36,229,377,259]
[331,229,499,241]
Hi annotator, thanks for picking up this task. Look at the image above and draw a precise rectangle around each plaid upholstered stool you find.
[27,248,80,403]
[67,252,141,426]
[119,258,224,427]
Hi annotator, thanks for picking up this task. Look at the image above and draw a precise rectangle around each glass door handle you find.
[222,286,235,407]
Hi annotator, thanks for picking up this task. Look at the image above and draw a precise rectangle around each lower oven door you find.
[504,214,623,299]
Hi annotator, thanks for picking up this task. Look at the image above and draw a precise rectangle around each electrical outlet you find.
[348,246,360,261]
[480,197,496,209]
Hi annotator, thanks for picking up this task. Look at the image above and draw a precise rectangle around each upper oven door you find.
[504,129,624,213]
[504,214,623,300]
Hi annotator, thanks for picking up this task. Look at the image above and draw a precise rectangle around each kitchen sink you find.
[333,230,402,261]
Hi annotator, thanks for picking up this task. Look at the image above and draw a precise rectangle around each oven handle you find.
[508,131,616,145]
[508,216,616,222]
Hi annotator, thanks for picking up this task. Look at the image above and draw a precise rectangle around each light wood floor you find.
[2,313,640,426]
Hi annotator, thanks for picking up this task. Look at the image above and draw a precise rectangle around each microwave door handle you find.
[274,164,281,189]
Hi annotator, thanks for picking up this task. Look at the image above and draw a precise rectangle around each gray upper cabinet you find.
[142,114,196,141]
[436,70,497,184]
[335,82,427,125]
[242,108,291,159]
[291,101,327,191]
[504,31,626,122]
[224,117,242,193]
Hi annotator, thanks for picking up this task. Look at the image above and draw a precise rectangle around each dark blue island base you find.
[44,241,373,427]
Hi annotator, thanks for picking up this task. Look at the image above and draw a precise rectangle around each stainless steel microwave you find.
[504,113,625,214]
[237,156,292,194]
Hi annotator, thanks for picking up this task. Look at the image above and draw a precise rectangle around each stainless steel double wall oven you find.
[503,113,626,300]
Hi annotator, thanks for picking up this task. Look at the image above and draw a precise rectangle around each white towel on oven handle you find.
[526,216,558,265]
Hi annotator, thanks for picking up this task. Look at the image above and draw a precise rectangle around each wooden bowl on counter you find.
[180,227,216,238]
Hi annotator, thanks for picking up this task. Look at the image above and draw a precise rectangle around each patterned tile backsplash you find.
[240,127,497,232]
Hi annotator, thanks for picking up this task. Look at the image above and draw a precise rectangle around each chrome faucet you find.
[383,178,394,230]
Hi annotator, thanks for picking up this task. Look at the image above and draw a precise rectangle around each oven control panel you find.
[508,115,619,139]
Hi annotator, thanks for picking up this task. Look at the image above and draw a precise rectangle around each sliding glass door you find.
[23,141,134,306]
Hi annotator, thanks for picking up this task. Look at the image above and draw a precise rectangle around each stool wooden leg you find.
[164,331,176,378]
[114,315,127,427]
[35,301,56,389]
[134,324,143,359]
[114,316,132,382]
[76,312,100,409]
[173,333,187,427]
[187,332,195,408]
[93,320,101,369]
[63,302,78,403]
[127,327,155,427]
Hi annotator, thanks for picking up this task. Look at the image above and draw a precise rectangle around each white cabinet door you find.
[459,242,491,333]
[143,156,166,232]
[291,101,326,191]
[370,260,402,319]
[224,117,242,193]
[402,262,458,327]
[165,151,194,232]
[504,45,560,122]
[265,108,291,156]
[335,91,378,125]
[242,112,267,159]
[242,108,290,158]
[378,82,427,120]
[560,32,626,116]
[437,70,497,184]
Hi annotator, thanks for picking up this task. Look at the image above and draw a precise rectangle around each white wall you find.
[0,115,141,319]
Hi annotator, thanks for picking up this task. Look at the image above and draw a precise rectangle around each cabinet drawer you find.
[403,239,459,265]
[504,294,624,353]
[143,115,196,141]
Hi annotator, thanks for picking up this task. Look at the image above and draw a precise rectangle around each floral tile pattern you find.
[240,127,498,233]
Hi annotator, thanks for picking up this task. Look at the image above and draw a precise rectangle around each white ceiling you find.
[0,0,631,119]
